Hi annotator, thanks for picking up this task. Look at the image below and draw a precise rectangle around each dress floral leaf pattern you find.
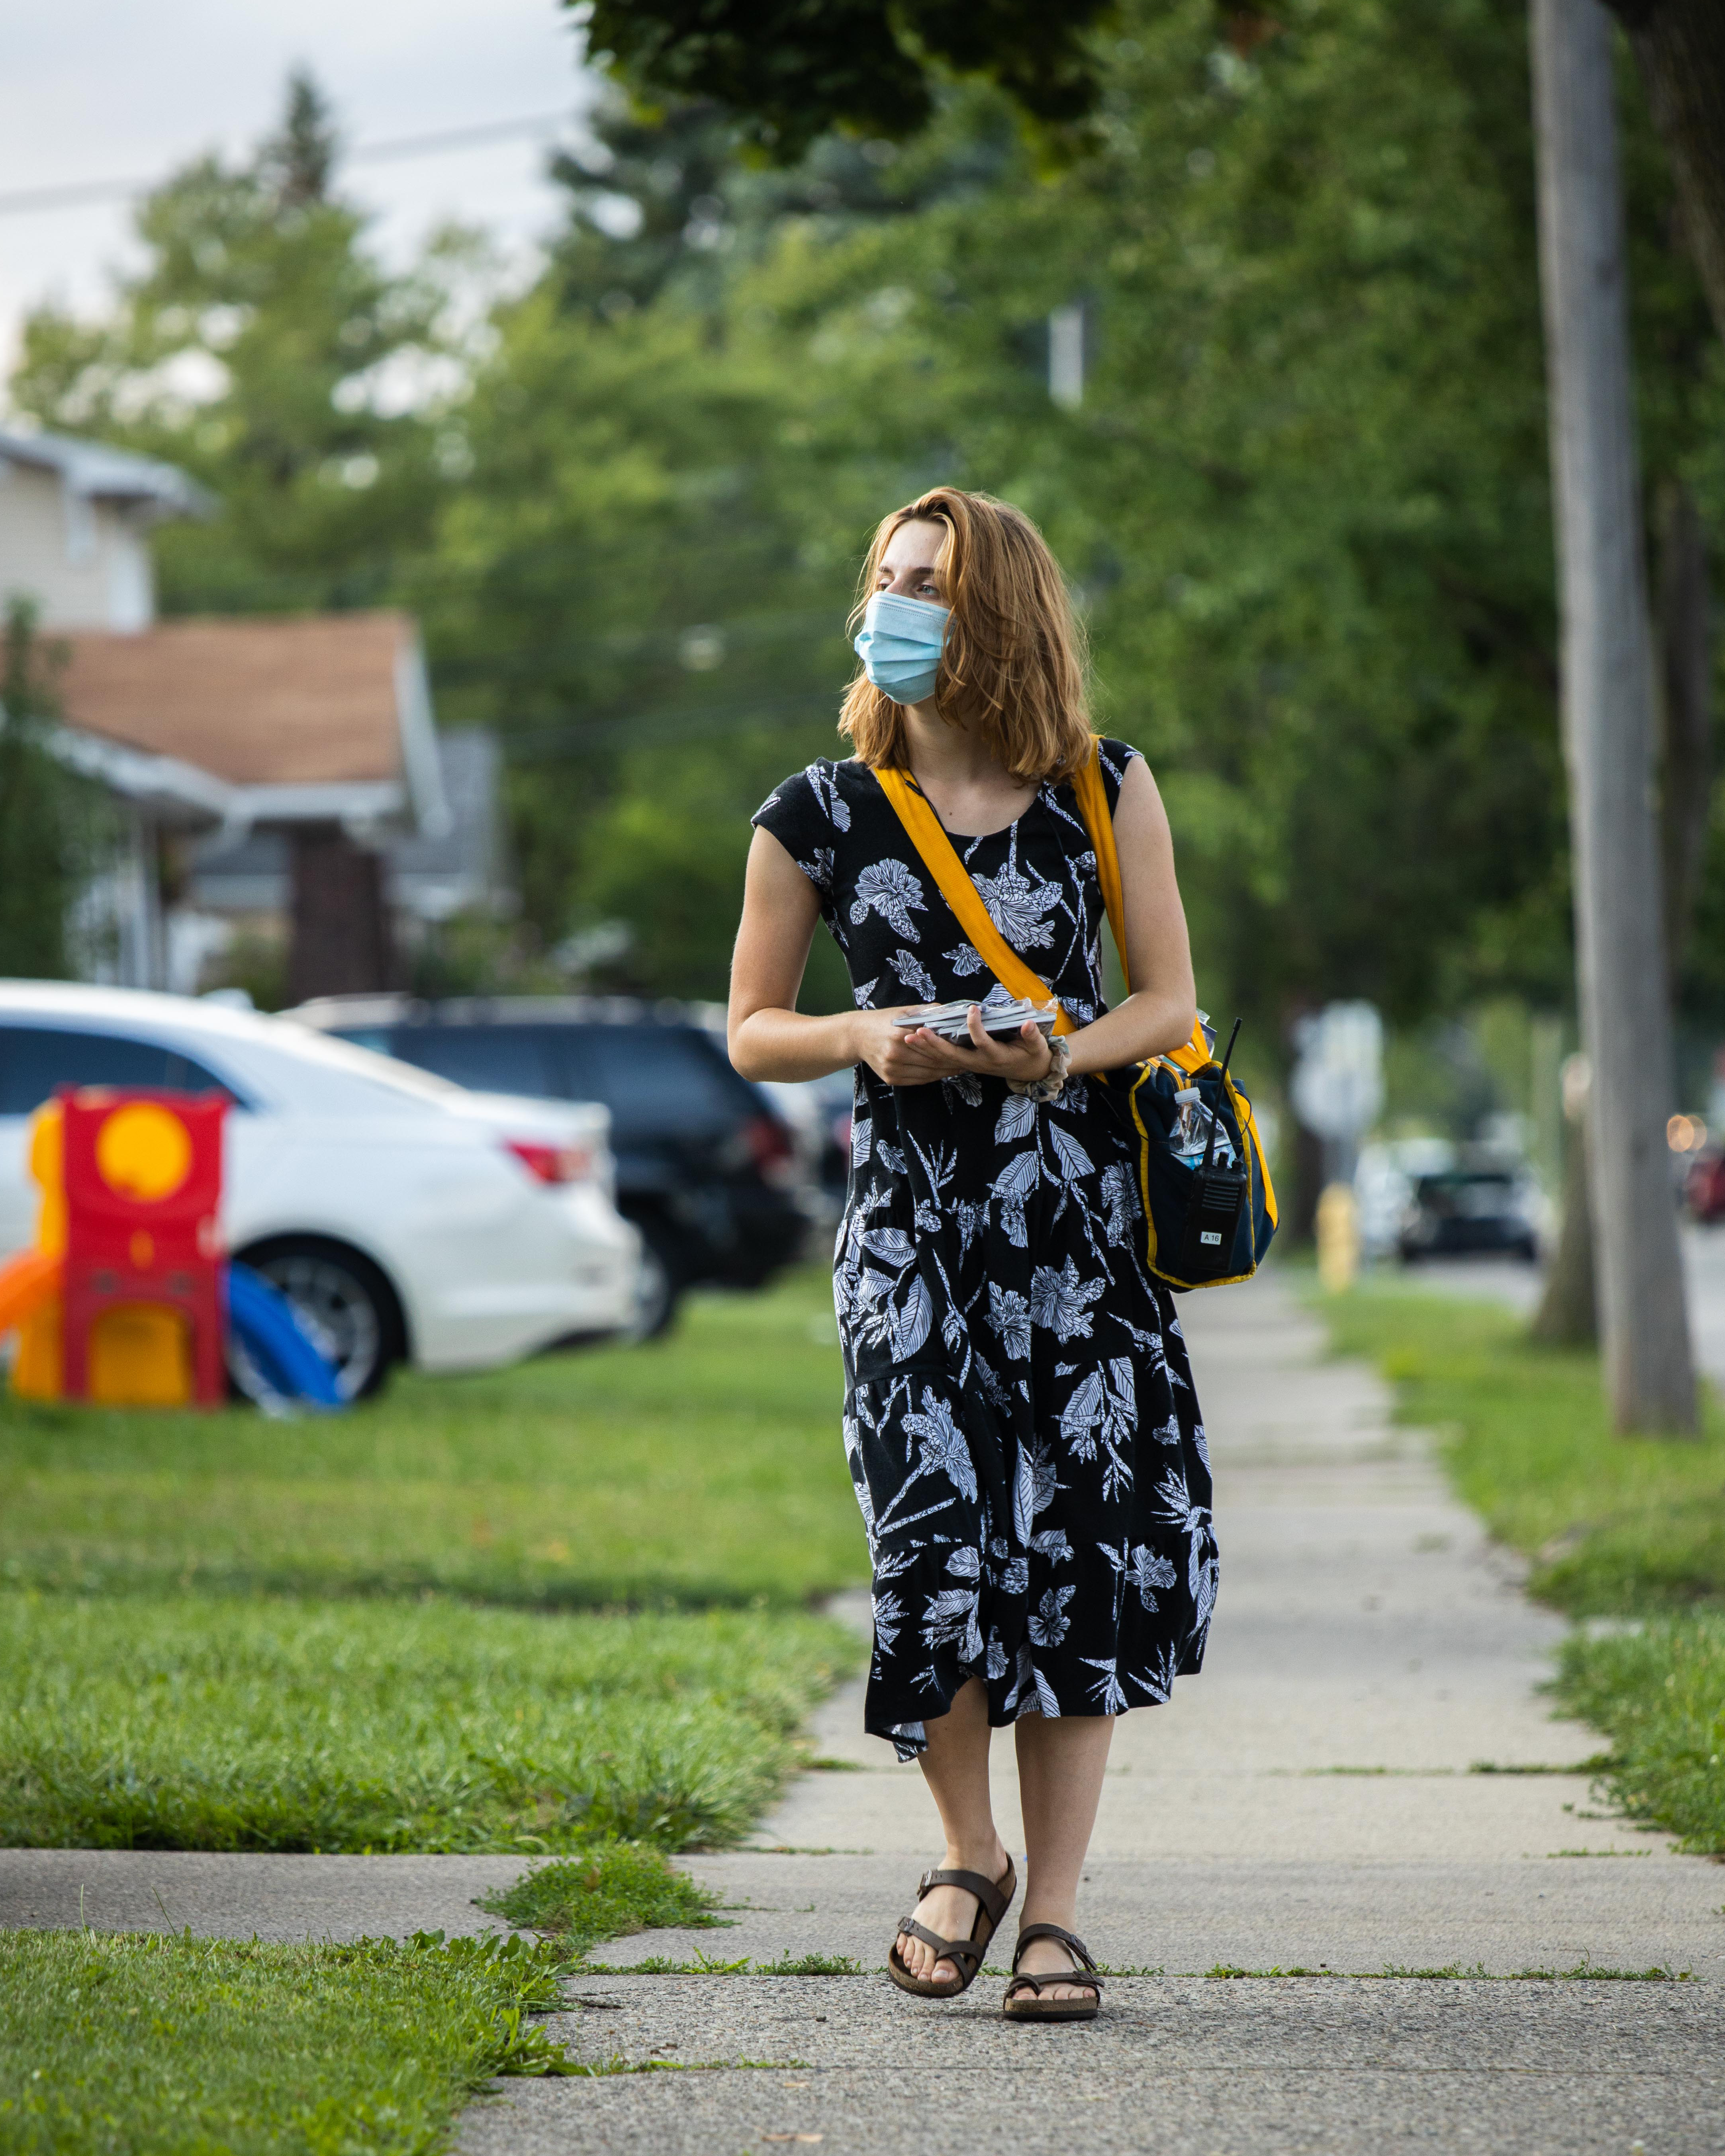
[752,744,1216,1756]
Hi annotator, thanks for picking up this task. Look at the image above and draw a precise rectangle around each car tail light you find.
[503,1138,594,1186]
[743,1112,798,1189]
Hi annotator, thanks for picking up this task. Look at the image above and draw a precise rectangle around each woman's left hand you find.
[896,1008,1054,1084]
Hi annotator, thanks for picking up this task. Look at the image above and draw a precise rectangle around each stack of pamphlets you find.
[891,996,1060,1044]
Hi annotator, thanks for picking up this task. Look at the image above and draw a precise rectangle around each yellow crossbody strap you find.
[877,741,1209,1068]
[875,765,1078,1035]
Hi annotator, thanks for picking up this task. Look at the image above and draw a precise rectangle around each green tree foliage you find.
[439,0,1720,1040]
[1041,3,1574,1025]
[578,0,1118,157]
[419,93,1022,998]
[9,71,460,615]
[11,16,1719,1043]
[0,603,83,978]
[422,272,854,998]
[586,0,1725,371]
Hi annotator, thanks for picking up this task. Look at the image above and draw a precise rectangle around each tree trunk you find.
[1288,1113,1325,1248]
[1530,0,1697,1431]
[286,823,396,1004]
[1523,487,1708,1346]
[1606,0,1725,344]
[1655,478,1712,990]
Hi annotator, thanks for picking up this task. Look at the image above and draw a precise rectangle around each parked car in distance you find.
[287,995,810,1336]
[1397,1167,1541,1264]
[1353,1137,1456,1262]
[1685,1148,1725,1224]
[0,982,640,1399]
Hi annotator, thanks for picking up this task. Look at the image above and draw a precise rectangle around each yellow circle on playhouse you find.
[95,1101,193,1202]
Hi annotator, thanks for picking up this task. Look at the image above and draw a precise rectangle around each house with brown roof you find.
[1,428,497,1001]
[52,611,452,1000]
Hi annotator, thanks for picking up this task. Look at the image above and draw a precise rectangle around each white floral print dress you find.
[752,741,1217,1757]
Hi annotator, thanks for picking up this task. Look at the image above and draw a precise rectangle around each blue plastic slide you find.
[226,1261,346,1409]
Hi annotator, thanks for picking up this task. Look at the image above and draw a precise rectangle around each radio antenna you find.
[1200,1018,1243,1174]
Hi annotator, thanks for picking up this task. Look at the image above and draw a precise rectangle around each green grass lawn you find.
[0,1926,597,2156]
[0,1591,856,1852]
[0,1268,867,1608]
[1322,1280,1725,1853]
[0,1266,863,2152]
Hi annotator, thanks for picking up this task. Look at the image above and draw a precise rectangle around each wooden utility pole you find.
[1530,0,1696,1430]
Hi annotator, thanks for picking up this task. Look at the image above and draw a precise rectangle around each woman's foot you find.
[895,1844,1014,1990]
[1002,1923,1103,2020]
[1010,1928,1095,2003]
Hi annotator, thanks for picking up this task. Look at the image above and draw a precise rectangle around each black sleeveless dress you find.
[752,740,1216,1757]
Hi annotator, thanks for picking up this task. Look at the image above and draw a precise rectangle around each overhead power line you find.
[0,112,576,219]
[503,692,842,761]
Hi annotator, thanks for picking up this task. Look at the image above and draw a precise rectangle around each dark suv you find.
[290,996,809,1335]
[1396,1169,1540,1264]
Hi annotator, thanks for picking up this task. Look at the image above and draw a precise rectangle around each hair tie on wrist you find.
[1008,1033,1070,1101]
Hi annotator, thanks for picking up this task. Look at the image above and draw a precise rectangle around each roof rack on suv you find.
[289,992,718,1029]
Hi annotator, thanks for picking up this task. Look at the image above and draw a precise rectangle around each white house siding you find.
[0,454,157,630]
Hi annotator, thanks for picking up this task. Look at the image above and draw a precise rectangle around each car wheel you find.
[230,1236,405,1402]
[625,1217,684,1343]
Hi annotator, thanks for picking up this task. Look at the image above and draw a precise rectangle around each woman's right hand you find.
[850,1006,965,1088]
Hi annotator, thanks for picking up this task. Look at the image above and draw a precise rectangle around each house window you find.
[0,1028,240,1117]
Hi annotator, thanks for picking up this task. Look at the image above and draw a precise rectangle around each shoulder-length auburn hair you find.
[838,489,1095,786]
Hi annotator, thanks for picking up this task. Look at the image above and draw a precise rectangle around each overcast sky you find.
[0,0,599,395]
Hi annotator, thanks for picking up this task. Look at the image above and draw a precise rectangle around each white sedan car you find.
[0,982,642,1398]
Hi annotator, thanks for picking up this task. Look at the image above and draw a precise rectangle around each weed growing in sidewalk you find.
[752,1953,864,1974]
[478,1843,725,1953]
[1200,1961,1690,1980]
[560,2054,809,2076]
[585,1952,865,1974]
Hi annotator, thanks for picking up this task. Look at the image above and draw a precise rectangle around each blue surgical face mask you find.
[853,590,950,704]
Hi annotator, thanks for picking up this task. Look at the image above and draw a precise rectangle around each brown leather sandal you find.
[1002,1922,1104,2022]
[886,1857,1017,1998]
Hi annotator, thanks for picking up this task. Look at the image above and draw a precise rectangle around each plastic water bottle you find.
[1172,1088,1206,1162]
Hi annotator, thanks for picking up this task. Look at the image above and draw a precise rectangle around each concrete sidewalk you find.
[0,1849,525,1941]
[462,1273,1725,2154]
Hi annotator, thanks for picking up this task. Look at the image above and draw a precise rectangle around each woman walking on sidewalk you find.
[729,489,1214,2019]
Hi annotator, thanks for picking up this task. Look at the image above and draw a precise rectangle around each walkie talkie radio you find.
[1177,1017,1249,1283]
